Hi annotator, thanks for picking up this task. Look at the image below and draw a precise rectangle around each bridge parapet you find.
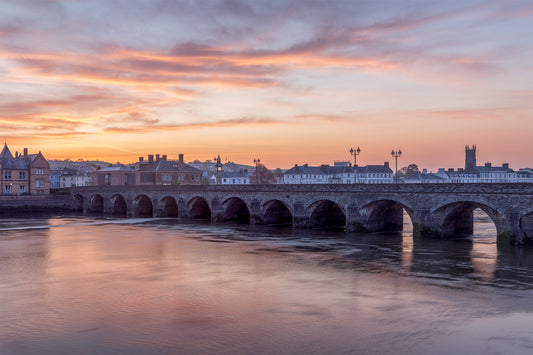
[69,183,533,245]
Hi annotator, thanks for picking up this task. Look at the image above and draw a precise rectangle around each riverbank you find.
[0,195,78,215]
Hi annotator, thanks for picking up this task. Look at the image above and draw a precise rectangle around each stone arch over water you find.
[160,196,178,217]
[361,199,414,233]
[307,199,346,229]
[263,199,293,226]
[134,194,153,218]
[112,194,127,217]
[187,197,211,220]
[431,201,500,238]
[90,194,104,216]
[222,197,250,223]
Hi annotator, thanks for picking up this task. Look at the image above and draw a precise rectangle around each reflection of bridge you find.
[70,184,533,245]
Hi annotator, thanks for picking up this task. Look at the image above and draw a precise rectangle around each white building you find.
[355,163,394,184]
[60,170,92,187]
[283,162,393,184]
[209,171,250,185]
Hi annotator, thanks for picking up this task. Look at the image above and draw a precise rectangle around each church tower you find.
[465,144,476,172]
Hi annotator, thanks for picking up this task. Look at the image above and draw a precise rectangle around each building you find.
[355,163,394,184]
[94,166,136,186]
[209,170,250,185]
[403,169,447,184]
[137,154,202,185]
[59,169,92,187]
[93,153,202,186]
[433,144,533,183]
[0,143,50,194]
[283,162,392,184]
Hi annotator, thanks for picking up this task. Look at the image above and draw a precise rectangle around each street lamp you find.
[391,149,402,183]
[253,158,260,184]
[349,147,361,183]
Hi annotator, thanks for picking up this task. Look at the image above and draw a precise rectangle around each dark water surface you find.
[1,211,533,354]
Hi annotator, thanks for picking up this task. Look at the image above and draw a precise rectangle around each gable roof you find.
[0,143,13,159]
[139,160,202,173]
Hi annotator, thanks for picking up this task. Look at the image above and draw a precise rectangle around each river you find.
[1,210,533,354]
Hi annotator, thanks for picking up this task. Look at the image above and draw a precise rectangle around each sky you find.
[0,0,532,170]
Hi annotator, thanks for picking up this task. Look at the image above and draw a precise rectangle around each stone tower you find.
[465,144,476,172]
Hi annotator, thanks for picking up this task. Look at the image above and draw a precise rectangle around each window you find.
[35,168,44,175]
[19,171,26,180]
[20,185,26,193]
[4,185,12,194]
[4,171,11,180]
[104,174,110,185]
[36,180,44,188]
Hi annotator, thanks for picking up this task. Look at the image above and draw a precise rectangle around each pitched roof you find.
[357,165,393,174]
[139,160,202,173]
[0,143,13,159]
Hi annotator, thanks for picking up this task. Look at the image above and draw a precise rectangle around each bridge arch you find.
[112,194,127,217]
[361,199,414,233]
[222,197,250,223]
[430,200,501,237]
[134,194,153,218]
[520,210,533,242]
[263,199,293,226]
[307,199,346,229]
[187,196,211,220]
[73,194,84,212]
[90,194,104,216]
[160,196,179,217]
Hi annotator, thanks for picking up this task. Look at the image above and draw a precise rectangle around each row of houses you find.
[94,154,203,186]
[283,162,394,184]
[2,143,532,195]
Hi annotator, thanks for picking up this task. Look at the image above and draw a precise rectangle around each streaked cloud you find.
[0,0,531,169]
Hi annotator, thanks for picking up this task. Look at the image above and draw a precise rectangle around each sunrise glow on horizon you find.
[1,0,532,171]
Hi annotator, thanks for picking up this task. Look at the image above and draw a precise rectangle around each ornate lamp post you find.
[253,158,260,184]
[214,155,223,185]
[349,147,361,183]
[391,149,402,183]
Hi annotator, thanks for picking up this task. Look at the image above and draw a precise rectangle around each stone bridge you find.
[70,183,533,245]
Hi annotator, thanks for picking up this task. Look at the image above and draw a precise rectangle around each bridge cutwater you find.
[70,183,533,245]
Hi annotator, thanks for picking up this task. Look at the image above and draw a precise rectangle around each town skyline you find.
[1,1,532,170]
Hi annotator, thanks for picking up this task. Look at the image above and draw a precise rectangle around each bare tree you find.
[250,163,277,184]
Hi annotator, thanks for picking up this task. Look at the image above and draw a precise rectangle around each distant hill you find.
[49,160,113,173]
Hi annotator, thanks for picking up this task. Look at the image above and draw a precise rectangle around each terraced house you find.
[0,143,50,195]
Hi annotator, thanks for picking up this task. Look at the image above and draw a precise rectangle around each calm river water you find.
[1,211,533,354]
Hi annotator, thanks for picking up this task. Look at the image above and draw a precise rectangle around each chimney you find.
[148,154,154,163]
[15,151,18,158]
[384,162,389,168]
[162,155,167,161]
[485,162,491,169]
[155,154,160,162]
[179,154,184,163]
[24,148,28,157]
[139,157,144,162]
[422,169,428,174]
[503,163,509,169]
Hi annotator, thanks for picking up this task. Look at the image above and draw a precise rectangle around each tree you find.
[250,163,277,184]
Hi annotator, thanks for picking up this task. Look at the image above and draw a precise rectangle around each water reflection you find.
[2,216,533,354]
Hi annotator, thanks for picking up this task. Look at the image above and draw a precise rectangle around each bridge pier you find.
[210,198,225,223]
[346,204,368,232]
[497,212,528,245]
